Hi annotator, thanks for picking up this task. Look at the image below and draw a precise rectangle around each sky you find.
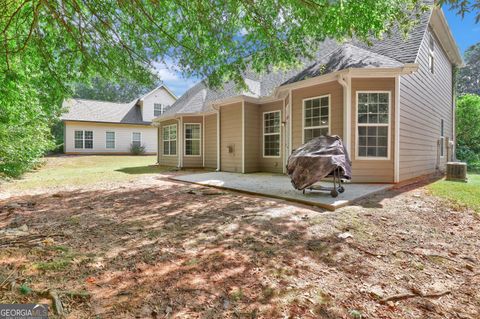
[159,6,479,97]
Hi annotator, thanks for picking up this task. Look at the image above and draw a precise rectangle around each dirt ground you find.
[1,172,479,319]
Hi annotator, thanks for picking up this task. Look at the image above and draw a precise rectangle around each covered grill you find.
[286,135,352,197]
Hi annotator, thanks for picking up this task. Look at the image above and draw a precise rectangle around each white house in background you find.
[61,85,177,154]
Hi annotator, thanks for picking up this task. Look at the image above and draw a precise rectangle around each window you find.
[162,124,177,155]
[154,103,163,116]
[132,132,141,147]
[74,130,93,149]
[184,123,201,156]
[429,35,434,74]
[303,95,329,143]
[263,111,281,157]
[106,132,115,149]
[357,92,390,159]
[440,119,445,157]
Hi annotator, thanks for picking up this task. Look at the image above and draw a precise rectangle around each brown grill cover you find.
[287,135,352,190]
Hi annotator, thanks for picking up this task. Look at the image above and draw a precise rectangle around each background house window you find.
[132,132,141,147]
[184,123,201,156]
[357,92,390,158]
[429,35,435,74]
[303,96,329,143]
[106,131,115,149]
[263,111,281,157]
[154,103,163,116]
[74,130,93,149]
[162,124,177,155]
[440,119,445,157]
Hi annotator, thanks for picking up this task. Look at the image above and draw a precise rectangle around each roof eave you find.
[430,7,464,67]
[275,65,418,94]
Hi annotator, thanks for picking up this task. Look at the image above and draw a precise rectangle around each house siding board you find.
[350,78,396,183]
[204,114,217,169]
[182,116,203,168]
[399,28,453,181]
[259,101,284,173]
[220,102,242,172]
[142,87,177,122]
[64,121,156,154]
[158,119,178,167]
[291,81,344,150]
[244,102,261,173]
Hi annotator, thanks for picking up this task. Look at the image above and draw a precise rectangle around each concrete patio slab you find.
[172,172,393,210]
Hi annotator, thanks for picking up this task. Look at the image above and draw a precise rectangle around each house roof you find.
[62,85,177,125]
[61,99,151,125]
[155,3,462,121]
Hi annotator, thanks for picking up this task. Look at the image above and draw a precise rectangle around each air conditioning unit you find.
[446,162,467,182]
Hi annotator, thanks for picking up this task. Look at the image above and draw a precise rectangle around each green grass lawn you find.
[427,173,480,213]
[1,155,170,192]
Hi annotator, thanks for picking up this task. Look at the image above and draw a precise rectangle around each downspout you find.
[202,114,205,167]
[176,117,182,169]
[337,73,351,155]
[241,101,245,173]
[394,76,401,183]
[452,66,456,161]
[213,105,221,171]
[282,98,286,174]
[288,89,292,155]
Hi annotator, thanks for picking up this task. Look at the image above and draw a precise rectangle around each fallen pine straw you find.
[380,290,451,304]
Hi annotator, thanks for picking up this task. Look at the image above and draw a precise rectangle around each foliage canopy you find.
[0,0,477,176]
[456,42,480,95]
[456,94,480,170]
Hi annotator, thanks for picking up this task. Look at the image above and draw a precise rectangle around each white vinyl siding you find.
[74,130,93,149]
[163,124,177,156]
[132,132,141,147]
[263,111,281,157]
[184,123,201,156]
[303,95,330,143]
[356,92,390,159]
[106,131,115,149]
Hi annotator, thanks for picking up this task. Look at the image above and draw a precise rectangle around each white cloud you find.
[152,61,198,97]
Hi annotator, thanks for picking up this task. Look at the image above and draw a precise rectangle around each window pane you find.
[170,126,177,139]
[133,132,141,142]
[163,127,169,140]
[170,141,177,155]
[379,114,389,123]
[304,97,329,130]
[75,140,83,149]
[85,140,93,149]
[379,93,388,103]
[378,147,388,157]
[358,103,368,113]
[358,114,367,124]
[367,147,376,157]
[378,127,388,136]
[264,112,280,134]
[85,131,93,140]
[132,141,141,147]
[368,114,378,123]
[304,127,327,143]
[264,134,280,156]
[163,141,170,155]
[357,124,388,158]
[358,93,368,103]
[74,131,83,139]
[358,147,367,157]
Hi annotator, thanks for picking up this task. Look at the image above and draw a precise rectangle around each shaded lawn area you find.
[0,155,170,193]
[0,175,479,318]
[427,174,480,214]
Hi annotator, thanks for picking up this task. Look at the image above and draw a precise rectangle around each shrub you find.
[456,94,480,171]
[130,143,146,155]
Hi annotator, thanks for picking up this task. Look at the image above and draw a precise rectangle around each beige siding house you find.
[153,6,462,184]
[62,85,177,154]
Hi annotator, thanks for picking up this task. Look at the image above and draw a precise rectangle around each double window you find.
[303,95,330,143]
[184,123,201,156]
[154,103,164,116]
[162,124,177,155]
[263,111,281,157]
[106,132,115,149]
[74,130,93,149]
[357,92,390,159]
[132,132,141,147]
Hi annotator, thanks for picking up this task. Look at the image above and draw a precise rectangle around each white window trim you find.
[184,123,201,157]
[132,132,142,146]
[74,130,93,149]
[355,91,391,160]
[154,103,163,117]
[428,35,435,74]
[105,131,115,149]
[162,124,177,156]
[302,94,331,144]
[263,110,282,158]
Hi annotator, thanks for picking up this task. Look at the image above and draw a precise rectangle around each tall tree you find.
[456,42,480,95]
[456,94,480,170]
[0,0,477,176]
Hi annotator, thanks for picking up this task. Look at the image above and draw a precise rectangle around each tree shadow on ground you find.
[1,175,478,319]
[115,165,172,175]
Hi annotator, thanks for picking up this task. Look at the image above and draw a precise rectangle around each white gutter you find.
[176,117,182,168]
[212,105,221,171]
[241,101,245,173]
[288,89,292,156]
[202,114,205,168]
